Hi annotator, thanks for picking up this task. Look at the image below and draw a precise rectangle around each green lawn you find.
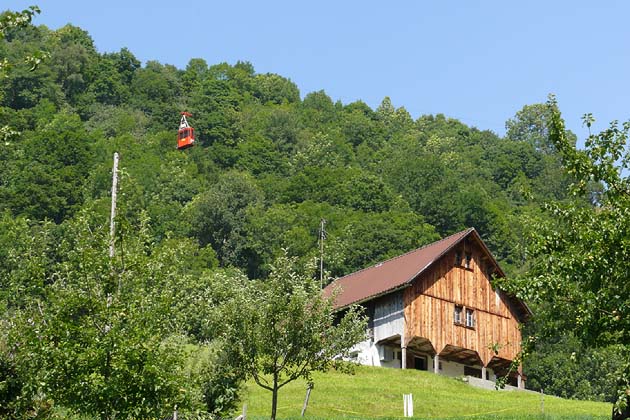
[241,365,611,419]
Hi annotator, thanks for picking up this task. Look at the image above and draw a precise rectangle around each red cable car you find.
[177,112,195,150]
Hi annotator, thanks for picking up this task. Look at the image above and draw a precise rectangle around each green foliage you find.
[0,213,53,310]
[1,112,94,222]
[507,95,630,412]
[0,6,45,77]
[253,73,300,105]
[6,214,184,419]
[233,253,367,420]
[190,77,242,150]
[189,170,263,269]
[525,332,625,402]
[2,210,248,419]
[334,210,439,276]
[193,342,245,416]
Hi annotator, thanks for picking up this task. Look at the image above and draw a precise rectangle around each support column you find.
[401,313,407,369]
[401,346,407,369]
[481,366,487,381]
[433,354,440,374]
[517,374,523,389]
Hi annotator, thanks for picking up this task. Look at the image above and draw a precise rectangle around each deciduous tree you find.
[233,253,366,420]
[510,95,630,416]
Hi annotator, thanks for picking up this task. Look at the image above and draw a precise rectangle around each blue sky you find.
[5,0,630,139]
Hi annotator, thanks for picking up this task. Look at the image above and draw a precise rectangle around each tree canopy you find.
[501,96,630,411]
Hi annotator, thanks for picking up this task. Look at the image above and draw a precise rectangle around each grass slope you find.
[241,366,610,419]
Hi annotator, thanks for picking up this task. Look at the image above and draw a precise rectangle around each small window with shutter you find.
[454,305,463,325]
[466,308,475,328]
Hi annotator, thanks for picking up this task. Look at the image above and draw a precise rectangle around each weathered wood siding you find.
[373,291,404,342]
[403,242,522,366]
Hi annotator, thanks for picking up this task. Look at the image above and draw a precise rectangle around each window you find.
[466,308,475,328]
[455,252,462,266]
[454,305,463,324]
[465,253,472,269]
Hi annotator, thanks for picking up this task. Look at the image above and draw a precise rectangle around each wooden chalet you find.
[324,228,531,387]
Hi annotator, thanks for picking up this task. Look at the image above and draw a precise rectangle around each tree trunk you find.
[271,384,278,420]
[270,370,279,420]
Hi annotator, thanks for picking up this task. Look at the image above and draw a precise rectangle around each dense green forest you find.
[1,10,626,419]
[0,22,569,277]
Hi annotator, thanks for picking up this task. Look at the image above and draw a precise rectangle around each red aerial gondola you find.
[177,112,195,150]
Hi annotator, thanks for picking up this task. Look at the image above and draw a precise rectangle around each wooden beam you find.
[442,347,467,358]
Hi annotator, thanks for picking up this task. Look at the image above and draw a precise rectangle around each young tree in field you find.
[512,95,630,417]
[233,253,366,420]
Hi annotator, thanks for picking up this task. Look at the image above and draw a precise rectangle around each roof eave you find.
[333,283,412,311]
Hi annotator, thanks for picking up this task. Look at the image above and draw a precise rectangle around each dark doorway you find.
[414,356,428,371]
[464,366,482,378]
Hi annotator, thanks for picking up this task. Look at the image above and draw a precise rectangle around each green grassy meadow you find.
[241,366,610,419]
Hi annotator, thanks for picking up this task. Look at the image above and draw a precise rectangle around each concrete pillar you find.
[401,346,407,369]
[481,366,487,381]
[517,374,523,389]
[433,354,440,374]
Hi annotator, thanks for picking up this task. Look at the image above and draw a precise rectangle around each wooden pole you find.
[319,218,326,288]
[109,152,119,259]
[301,385,312,417]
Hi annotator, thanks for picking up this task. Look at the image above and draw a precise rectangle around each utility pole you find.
[109,152,119,260]
[319,218,326,288]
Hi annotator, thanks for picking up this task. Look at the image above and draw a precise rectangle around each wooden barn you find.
[324,228,531,388]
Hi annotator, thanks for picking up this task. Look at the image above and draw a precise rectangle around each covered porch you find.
[375,334,524,389]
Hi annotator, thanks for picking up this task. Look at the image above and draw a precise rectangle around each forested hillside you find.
[0,22,571,278]
[1,14,621,420]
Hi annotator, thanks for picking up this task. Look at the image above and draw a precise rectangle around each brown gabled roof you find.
[324,228,532,322]
[324,228,475,309]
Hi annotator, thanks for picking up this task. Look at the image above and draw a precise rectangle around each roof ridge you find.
[332,227,475,283]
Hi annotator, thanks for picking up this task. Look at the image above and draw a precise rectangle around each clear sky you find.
[4,0,630,139]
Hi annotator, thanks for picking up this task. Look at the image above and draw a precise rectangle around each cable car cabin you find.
[177,112,195,150]
[177,126,195,149]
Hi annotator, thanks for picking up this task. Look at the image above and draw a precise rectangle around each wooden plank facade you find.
[325,228,531,386]
[403,240,522,371]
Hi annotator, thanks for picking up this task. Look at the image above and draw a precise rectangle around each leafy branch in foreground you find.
[0,6,49,75]
[512,94,630,416]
